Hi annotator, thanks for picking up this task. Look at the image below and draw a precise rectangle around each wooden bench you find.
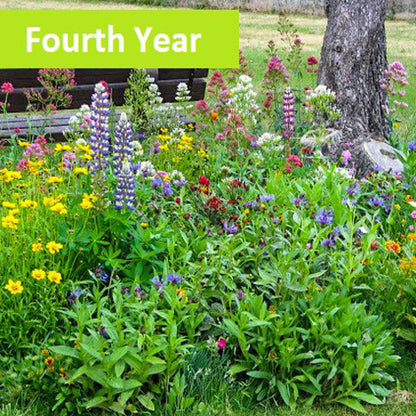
[0,68,208,141]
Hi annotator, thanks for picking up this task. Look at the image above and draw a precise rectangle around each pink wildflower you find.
[1,82,14,95]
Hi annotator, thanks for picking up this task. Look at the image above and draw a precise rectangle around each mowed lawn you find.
[1,1,416,415]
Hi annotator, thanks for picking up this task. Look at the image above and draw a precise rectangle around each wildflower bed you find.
[1,18,416,416]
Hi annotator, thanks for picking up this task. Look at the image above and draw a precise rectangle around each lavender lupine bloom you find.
[292,194,307,206]
[282,87,295,138]
[315,209,334,225]
[113,113,134,175]
[90,83,110,173]
[114,161,136,210]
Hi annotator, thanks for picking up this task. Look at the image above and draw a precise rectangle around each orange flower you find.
[407,233,416,242]
[385,240,401,254]
[210,111,219,121]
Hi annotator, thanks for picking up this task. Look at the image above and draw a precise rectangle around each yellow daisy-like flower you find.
[83,193,98,203]
[55,143,73,152]
[47,271,62,284]
[50,203,67,215]
[5,279,23,294]
[32,242,43,252]
[140,222,149,228]
[48,176,64,184]
[20,199,38,209]
[32,269,46,280]
[41,348,49,355]
[159,144,169,151]
[2,201,16,209]
[394,204,401,210]
[80,199,93,210]
[1,215,19,230]
[18,139,30,147]
[46,241,63,254]
[198,148,208,158]
[74,167,88,175]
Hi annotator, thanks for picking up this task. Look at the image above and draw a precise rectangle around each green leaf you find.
[229,363,251,375]
[50,346,80,360]
[247,371,272,380]
[108,346,129,366]
[337,398,367,414]
[350,392,383,405]
[80,342,102,361]
[138,394,155,411]
[85,396,107,409]
[276,381,290,407]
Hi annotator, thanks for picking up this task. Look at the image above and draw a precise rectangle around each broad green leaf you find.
[50,346,80,360]
[350,392,383,405]
[337,398,367,414]
[138,394,155,411]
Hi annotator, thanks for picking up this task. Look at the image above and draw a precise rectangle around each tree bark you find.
[318,0,389,139]
[316,0,404,175]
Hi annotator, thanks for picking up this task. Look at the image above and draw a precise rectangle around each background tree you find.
[317,0,402,174]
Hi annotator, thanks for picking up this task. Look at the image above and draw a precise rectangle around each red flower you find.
[371,240,378,250]
[307,56,319,65]
[175,197,181,204]
[199,176,210,187]
[184,213,190,220]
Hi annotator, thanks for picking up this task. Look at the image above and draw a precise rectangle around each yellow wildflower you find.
[32,242,43,252]
[80,199,93,210]
[1,215,19,230]
[55,143,73,152]
[18,139,30,147]
[20,199,38,209]
[32,269,46,280]
[47,271,62,284]
[47,176,64,184]
[5,279,23,294]
[74,167,88,175]
[50,203,67,215]
[2,201,16,209]
[140,222,149,228]
[198,148,208,158]
[46,241,63,254]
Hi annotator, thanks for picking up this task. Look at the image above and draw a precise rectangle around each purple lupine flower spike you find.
[282,87,295,138]
[89,82,111,173]
[114,160,136,211]
[113,113,134,175]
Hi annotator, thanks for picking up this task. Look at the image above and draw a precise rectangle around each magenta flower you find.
[411,211,416,219]
[217,338,227,350]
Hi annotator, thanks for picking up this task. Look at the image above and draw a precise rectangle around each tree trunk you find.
[316,0,404,175]
[318,0,389,138]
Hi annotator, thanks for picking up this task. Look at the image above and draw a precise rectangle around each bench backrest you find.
[0,68,208,112]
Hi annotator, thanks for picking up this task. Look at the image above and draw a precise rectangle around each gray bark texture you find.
[317,0,403,175]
